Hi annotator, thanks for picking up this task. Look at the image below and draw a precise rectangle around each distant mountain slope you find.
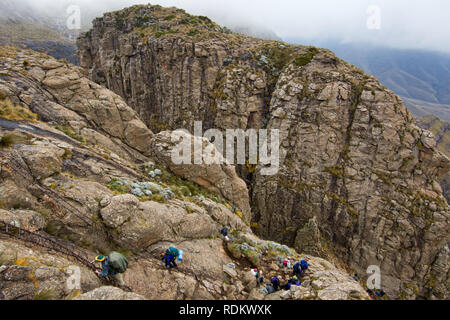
[285,38,450,121]
[0,0,94,64]
[403,98,450,122]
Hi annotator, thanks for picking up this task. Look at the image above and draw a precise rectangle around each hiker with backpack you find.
[291,275,301,286]
[221,227,231,242]
[300,259,309,276]
[294,259,309,277]
[271,276,281,291]
[293,262,302,277]
[283,258,292,269]
[266,283,275,294]
[162,247,181,269]
[281,280,292,291]
[257,270,264,285]
[94,252,128,286]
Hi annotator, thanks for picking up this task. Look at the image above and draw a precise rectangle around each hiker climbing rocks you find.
[293,262,301,276]
[257,270,264,285]
[292,275,301,286]
[94,252,128,286]
[251,268,263,285]
[375,289,386,297]
[294,259,309,277]
[271,276,280,291]
[300,259,309,276]
[162,247,181,269]
[283,258,291,269]
[281,280,292,291]
[266,283,275,294]
[221,227,231,242]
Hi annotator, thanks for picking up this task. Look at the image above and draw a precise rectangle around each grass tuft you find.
[0,98,38,122]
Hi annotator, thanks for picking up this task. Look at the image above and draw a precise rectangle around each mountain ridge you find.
[284,39,450,122]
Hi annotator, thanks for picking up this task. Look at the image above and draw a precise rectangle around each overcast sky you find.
[14,0,450,53]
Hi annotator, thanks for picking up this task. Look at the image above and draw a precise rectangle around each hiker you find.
[255,270,264,285]
[283,258,292,269]
[352,274,359,281]
[292,275,301,286]
[258,272,264,285]
[281,280,292,291]
[300,259,309,276]
[375,289,385,297]
[94,252,128,286]
[293,262,302,277]
[162,247,182,269]
[271,276,280,291]
[221,227,231,242]
[266,284,275,294]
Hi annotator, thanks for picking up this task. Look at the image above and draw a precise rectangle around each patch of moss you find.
[373,170,395,185]
[53,125,85,143]
[294,47,319,67]
[34,288,58,300]
[164,14,176,21]
[139,193,165,203]
[187,28,199,36]
[141,164,227,205]
[107,178,131,195]
[325,164,344,177]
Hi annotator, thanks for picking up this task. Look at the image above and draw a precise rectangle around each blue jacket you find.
[99,257,117,277]
[300,260,308,270]
[221,227,229,236]
[271,277,280,287]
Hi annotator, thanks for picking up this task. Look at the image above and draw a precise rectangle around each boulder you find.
[74,286,146,300]
[150,130,251,222]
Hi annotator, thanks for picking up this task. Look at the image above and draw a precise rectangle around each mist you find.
[9,0,450,54]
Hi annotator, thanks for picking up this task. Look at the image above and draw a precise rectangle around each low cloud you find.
[16,0,450,53]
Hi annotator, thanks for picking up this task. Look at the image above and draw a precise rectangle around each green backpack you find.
[109,252,128,274]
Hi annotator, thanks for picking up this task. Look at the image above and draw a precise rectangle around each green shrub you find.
[325,164,344,177]
[54,125,85,143]
[294,47,319,67]
[107,179,131,195]
[0,134,16,149]
[164,14,176,21]
[188,29,199,36]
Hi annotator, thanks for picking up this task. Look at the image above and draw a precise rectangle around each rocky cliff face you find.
[0,46,369,300]
[416,115,450,203]
[77,4,450,300]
